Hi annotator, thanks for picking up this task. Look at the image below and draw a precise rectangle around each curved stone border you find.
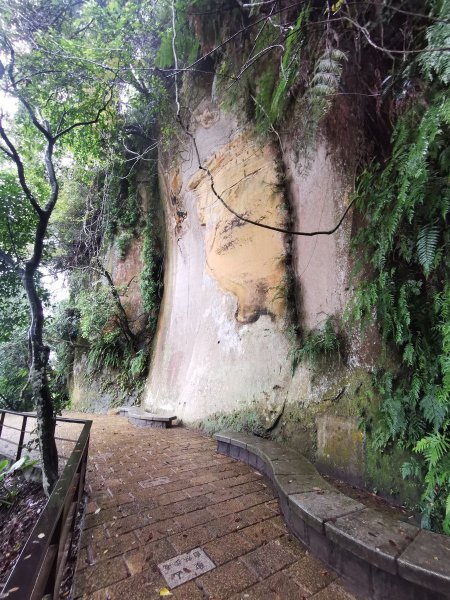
[214,431,450,600]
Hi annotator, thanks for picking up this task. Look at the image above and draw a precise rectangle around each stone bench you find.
[214,431,450,600]
[118,407,177,429]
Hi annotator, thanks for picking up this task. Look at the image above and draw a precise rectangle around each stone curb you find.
[214,431,450,600]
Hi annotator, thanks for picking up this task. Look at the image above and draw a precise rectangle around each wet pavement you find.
[73,414,357,599]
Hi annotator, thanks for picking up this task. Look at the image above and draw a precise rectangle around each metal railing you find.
[0,409,92,600]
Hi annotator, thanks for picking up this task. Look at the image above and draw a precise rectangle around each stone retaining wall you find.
[215,431,450,600]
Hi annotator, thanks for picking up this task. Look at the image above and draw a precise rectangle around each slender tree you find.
[0,2,115,493]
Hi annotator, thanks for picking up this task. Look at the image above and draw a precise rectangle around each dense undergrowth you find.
[50,156,163,403]
[353,88,450,532]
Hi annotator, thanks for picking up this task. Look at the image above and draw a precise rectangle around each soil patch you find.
[0,475,47,591]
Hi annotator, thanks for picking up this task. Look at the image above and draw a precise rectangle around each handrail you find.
[0,409,92,600]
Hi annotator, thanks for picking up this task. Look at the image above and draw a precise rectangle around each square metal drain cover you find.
[158,547,215,588]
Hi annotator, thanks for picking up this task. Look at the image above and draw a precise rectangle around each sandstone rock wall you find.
[143,98,357,426]
[284,143,353,331]
[143,106,295,420]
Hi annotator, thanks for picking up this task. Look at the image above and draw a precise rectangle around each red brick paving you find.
[73,414,357,599]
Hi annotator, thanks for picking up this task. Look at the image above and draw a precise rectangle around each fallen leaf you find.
[159,588,172,596]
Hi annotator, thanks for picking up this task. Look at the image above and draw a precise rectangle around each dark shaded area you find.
[0,475,46,590]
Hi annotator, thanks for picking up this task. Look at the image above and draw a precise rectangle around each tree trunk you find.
[23,265,58,495]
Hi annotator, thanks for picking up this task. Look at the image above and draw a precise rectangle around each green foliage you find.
[199,407,269,438]
[0,334,33,411]
[417,225,440,278]
[116,231,134,260]
[0,456,38,507]
[77,287,118,344]
[140,165,162,330]
[290,318,345,373]
[0,171,37,262]
[129,348,149,378]
[254,8,310,132]
[86,329,132,373]
[156,25,199,69]
[419,0,450,84]
[0,291,30,345]
[105,170,142,241]
[302,47,346,145]
[46,300,81,411]
[353,83,450,531]
[71,280,150,398]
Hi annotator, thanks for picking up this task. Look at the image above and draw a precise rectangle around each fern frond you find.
[420,391,447,430]
[311,72,339,86]
[401,460,421,479]
[417,224,440,277]
[414,433,450,467]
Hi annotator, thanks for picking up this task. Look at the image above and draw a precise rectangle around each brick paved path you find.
[74,415,357,599]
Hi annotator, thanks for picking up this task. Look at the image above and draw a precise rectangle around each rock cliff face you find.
[70,170,151,411]
[143,96,359,436]
[144,107,294,421]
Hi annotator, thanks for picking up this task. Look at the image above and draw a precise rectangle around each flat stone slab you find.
[271,458,315,476]
[398,529,450,595]
[325,508,418,574]
[274,472,334,496]
[127,408,177,428]
[138,476,171,488]
[290,490,365,533]
[214,431,249,448]
[158,547,215,588]
[129,409,176,422]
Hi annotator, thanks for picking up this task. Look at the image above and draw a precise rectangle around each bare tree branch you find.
[54,89,114,139]
[341,14,450,55]
[7,46,53,142]
[0,118,44,217]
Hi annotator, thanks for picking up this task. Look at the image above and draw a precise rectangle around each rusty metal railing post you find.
[0,410,5,437]
[3,413,92,600]
[16,414,28,462]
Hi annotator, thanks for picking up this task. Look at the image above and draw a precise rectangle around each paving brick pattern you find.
[73,415,357,599]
